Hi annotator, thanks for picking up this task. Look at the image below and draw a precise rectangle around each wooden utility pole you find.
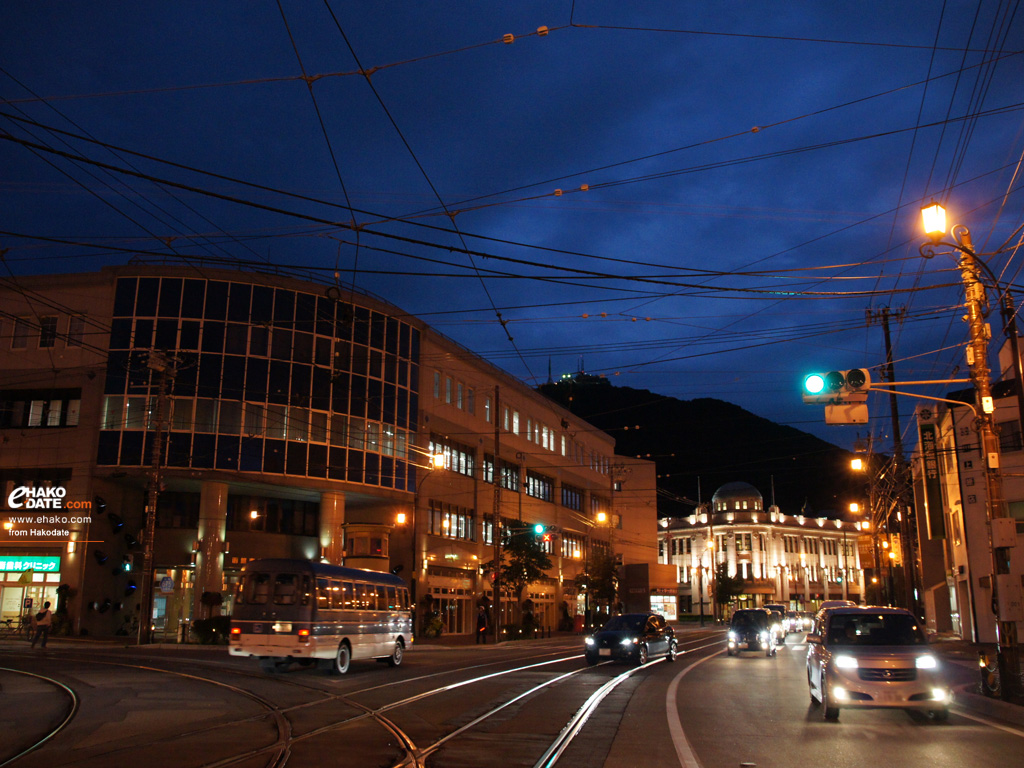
[866,307,919,615]
[492,386,502,644]
[139,350,173,645]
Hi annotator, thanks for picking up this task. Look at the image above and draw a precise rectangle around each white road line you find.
[952,709,1024,737]
[665,649,724,768]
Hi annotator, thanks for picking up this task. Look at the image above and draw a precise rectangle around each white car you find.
[806,606,952,722]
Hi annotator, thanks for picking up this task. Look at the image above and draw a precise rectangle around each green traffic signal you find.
[803,373,826,395]
[534,523,545,535]
[801,368,872,405]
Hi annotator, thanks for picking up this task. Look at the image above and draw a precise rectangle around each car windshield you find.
[602,615,646,632]
[826,613,927,646]
[731,612,766,628]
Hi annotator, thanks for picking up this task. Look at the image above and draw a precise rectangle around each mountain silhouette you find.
[538,376,859,518]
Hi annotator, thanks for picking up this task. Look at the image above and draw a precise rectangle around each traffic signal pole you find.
[867,307,918,616]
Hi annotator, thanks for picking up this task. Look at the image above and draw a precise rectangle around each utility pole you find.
[492,386,502,644]
[955,230,1021,699]
[866,306,919,615]
[139,350,173,645]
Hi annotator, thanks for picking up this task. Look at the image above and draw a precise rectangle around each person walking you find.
[476,605,489,644]
[31,601,52,649]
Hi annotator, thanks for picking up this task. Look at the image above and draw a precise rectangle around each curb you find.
[954,684,1024,728]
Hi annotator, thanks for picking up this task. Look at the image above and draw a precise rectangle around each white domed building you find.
[657,481,864,618]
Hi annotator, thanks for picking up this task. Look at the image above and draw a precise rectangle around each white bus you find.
[229,558,413,674]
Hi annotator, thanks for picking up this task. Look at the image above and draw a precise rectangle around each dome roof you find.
[711,481,763,504]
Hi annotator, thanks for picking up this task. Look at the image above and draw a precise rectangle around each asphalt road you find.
[0,630,1022,768]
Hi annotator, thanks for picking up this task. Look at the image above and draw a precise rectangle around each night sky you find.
[3,2,1023,454]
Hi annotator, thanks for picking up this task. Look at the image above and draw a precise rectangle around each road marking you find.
[953,709,1024,738]
[666,649,724,768]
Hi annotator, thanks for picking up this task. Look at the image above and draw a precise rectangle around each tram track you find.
[0,631,724,768]
[0,667,79,768]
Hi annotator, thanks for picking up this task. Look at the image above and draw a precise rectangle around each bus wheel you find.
[386,640,404,668]
[332,642,351,675]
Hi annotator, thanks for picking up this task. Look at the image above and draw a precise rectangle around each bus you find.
[229,558,413,674]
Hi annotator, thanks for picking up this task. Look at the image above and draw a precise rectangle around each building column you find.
[320,491,346,565]
[193,481,228,620]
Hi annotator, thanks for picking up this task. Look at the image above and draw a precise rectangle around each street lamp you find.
[400,450,446,610]
[921,202,1022,700]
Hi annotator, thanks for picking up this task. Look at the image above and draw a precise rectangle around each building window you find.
[11,317,30,350]
[512,411,520,435]
[39,316,58,348]
[429,434,475,477]
[434,371,441,399]
[483,454,519,491]
[999,419,1023,452]
[525,471,553,502]
[484,396,491,423]
[67,315,86,347]
[445,376,452,404]
[1,389,82,428]
[428,500,475,541]
[561,483,583,511]
[457,382,463,409]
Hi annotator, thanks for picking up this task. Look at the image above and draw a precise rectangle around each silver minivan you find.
[806,606,952,722]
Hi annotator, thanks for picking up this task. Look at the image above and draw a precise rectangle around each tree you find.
[483,520,553,624]
[713,562,746,620]
[584,548,619,611]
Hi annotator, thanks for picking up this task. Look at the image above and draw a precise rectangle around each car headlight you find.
[931,688,949,702]
[916,655,938,669]
[585,637,595,647]
[834,655,859,669]
[759,631,769,641]
[728,631,737,641]
[621,637,635,646]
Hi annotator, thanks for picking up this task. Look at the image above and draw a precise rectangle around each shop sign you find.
[0,556,60,572]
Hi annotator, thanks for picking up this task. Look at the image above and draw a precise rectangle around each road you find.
[0,629,1022,768]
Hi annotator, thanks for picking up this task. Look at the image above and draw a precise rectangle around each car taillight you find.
[230,626,241,636]
[298,629,310,644]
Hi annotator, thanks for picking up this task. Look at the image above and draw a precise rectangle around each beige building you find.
[658,482,864,617]
[0,266,656,638]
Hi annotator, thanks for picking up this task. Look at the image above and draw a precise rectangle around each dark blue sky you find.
[3,2,1023,453]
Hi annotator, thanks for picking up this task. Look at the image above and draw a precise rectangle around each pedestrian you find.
[476,605,489,644]
[31,600,52,649]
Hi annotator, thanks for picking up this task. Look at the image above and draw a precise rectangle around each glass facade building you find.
[96,276,420,490]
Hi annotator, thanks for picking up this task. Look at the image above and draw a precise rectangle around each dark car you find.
[585,613,677,665]
[727,608,776,657]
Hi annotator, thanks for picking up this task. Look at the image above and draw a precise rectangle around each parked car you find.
[726,608,776,657]
[806,606,952,722]
[585,613,677,666]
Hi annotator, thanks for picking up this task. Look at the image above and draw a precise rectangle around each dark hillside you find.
[538,377,859,518]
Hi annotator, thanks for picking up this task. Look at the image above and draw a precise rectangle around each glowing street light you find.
[921,201,946,240]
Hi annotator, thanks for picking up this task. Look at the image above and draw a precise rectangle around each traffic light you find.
[801,368,871,404]
[533,524,555,543]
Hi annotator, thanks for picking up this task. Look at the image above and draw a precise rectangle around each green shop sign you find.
[0,556,61,573]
